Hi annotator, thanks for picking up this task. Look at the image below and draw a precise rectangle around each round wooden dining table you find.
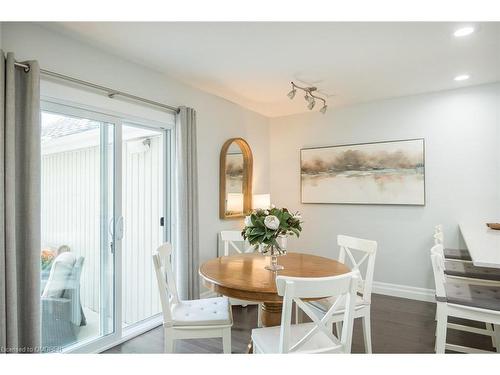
[199,252,350,327]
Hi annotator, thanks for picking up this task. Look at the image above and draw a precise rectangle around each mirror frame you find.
[219,138,253,219]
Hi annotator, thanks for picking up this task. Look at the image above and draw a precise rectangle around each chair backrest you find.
[276,271,360,354]
[42,252,77,298]
[220,230,252,256]
[65,256,84,326]
[337,235,377,304]
[430,244,446,299]
[434,231,444,245]
[152,243,179,325]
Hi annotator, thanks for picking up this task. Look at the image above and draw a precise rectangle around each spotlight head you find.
[305,94,315,104]
[287,89,296,99]
[320,104,328,114]
[307,99,316,110]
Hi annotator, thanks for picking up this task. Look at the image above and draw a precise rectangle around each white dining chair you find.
[219,230,253,257]
[219,230,262,327]
[433,225,500,284]
[296,234,377,353]
[434,224,472,261]
[153,243,233,353]
[431,244,500,353]
[251,271,360,354]
[433,225,500,348]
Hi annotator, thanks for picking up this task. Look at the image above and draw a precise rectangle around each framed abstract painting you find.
[300,138,425,205]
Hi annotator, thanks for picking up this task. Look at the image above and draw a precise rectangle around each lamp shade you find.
[252,194,271,209]
[226,193,244,213]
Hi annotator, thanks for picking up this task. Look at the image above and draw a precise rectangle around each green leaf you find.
[290,227,301,238]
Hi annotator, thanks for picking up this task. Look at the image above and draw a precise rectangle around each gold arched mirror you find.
[219,138,253,219]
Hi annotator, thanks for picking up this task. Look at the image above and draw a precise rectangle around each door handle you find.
[116,216,124,240]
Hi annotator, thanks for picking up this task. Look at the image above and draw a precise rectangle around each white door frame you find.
[40,99,174,353]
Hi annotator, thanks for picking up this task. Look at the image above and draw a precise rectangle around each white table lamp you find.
[252,194,271,209]
[226,193,244,213]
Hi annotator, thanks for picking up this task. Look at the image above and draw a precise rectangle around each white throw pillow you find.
[41,252,76,298]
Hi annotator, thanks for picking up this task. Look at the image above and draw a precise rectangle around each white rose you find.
[244,215,253,227]
[270,204,276,209]
[292,213,302,220]
[264,215,280,230]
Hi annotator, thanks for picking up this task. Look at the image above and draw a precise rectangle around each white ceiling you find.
[42,22,500,117]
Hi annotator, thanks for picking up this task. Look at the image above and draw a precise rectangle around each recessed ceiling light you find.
[454,74,470,81]
[454,27,474,37]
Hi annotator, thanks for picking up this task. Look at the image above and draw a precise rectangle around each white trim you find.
[203,282,435,303]
[41,96,175,131]
[372,281,435,302]
[68,315,164,354]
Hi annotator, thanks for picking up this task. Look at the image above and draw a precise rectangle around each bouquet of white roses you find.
[242,206,302,254]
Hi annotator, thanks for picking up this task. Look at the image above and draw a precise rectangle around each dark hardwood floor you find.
[104,294,496,354]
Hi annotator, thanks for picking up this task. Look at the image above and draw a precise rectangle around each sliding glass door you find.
[40,101,171,353]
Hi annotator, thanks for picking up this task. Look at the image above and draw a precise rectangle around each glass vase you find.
[260,235,287,272]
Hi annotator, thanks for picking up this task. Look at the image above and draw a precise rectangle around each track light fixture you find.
[287,82,328,114]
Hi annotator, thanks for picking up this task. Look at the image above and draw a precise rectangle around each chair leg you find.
[493,325,500,353]
[485,324,494,346]
[295,302,301,324]
[164,328,175,353]
[335,321,343,337]
[222,328,232,354]
[257,303,263,328]
[252,342,259,354]
[435,304,447,354]
[362,312,372,354]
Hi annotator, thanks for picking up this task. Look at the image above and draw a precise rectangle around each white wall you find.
[4,22,499,296]
[270,83,500,290]
[1,22,270,270]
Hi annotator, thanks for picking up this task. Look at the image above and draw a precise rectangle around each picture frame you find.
[300,138,425,205]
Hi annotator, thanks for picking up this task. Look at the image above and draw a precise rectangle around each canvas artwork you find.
[301,139,425,205]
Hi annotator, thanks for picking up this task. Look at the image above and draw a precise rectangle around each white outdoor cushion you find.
[41,252,76,298]
[308,294,367,313]
[171,297,232,326]
[252,322,342,353]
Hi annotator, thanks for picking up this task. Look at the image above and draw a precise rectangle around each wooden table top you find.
[199,252,350,303]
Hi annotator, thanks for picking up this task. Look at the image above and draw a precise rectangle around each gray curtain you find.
[0,51,41,353]
[175,106,200,300]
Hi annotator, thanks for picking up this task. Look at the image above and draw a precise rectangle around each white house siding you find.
[122,135,163,325]
[41,135,163,325]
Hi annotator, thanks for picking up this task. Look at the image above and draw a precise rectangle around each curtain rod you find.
[14,61,180,114]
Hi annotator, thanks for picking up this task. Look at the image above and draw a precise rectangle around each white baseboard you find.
[372,281,435,302]
[202,282,435,303]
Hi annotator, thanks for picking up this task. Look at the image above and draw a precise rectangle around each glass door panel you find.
[121,123,165,327]
[40,110,115,352]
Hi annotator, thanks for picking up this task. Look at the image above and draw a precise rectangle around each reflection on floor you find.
[104,294,497,354]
